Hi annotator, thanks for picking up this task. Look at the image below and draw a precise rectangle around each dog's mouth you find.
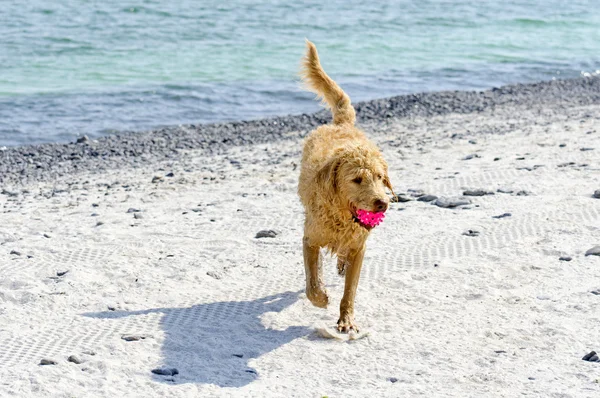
[351,207,385,230]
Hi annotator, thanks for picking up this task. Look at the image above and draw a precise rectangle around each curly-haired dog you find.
[298,40,395,332]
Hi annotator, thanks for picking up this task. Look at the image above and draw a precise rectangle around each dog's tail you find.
[300,40,356,126]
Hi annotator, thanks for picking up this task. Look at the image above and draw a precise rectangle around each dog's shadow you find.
[83,291,309,387]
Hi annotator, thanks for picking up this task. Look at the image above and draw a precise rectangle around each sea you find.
[1,0,599,146]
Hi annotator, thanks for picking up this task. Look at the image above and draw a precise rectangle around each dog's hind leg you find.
[337,245,366,332]
[303,236,329,308]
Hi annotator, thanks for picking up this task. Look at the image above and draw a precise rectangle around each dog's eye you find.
[352,177,362,184]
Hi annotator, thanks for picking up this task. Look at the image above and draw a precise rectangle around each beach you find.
[1,77,600,397]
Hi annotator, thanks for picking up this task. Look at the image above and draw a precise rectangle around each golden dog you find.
[298,40,395,332]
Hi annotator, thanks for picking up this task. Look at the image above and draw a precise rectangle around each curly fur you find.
[297,40,395,331]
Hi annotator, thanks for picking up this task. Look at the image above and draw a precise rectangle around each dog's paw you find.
[337,314,359,333]
[306,288,329,308]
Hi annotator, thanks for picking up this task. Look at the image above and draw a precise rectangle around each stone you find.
[40,358,58,365]
[492,213,512,219]
[68,355,83,364]
[255,230,278,238]
[585,246,600,256]
[463,189,494,196]
[462,230,480,237]
[559,256,572,262]
[151,368,179,376]
[417,194,437,202]
[432,197,471,208]
[121,334,148,341]
[593,190,600,199]
[582,351,597,361]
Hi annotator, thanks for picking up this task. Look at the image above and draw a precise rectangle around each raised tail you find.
[300,40,356,125]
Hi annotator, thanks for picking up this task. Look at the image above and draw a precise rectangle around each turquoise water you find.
[1,0,599,146]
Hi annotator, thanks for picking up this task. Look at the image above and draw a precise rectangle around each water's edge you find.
[1,76,599,186]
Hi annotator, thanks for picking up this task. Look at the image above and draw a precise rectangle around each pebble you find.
[388,377,398,383]
[463,154,481,160]
[43,233,51,238]
[392,195,412,203]
[493,213,512,219]
[10,250,21,256]
[583,351,599,361]
[121,334,148,341]
[585,246,600,256]
[57,270,69,277]
[152,368,179,376]
[591,290,600,295]
[593,190,600,199]
[206,271,222,280]
[151,176,163,183]
[417,194,437,202]
[497,188,513,194]
[76,135,89,144]
[95,221,104,227]
[127,208,141,213]
[580,147,594,151]
[432,197,471,208]
[166,172,175,177]
[559,143,566,147]
[493,157,500,161]
[559,256,572,262]
[40,358,58,365]
[133,213,143,219]
[67,355,83,364]
[462,230,480,237]
[255,230,278,238]
[463,189,494,196]
[232,354,244,358]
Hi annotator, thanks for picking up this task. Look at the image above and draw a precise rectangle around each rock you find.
[121,334,148,341]
[493,157,500,161]
[392,195,412,203]
[590,355,600,362]
[127,208,141,213]
[206,271,222,280]
[463,189,494,196]
[593,190,600,199]
[559,256,572,262]
[152,368,179,376]
[468,139,477,144]
[492,213,512,219]
[43,233,51,239]
[515,190,530,196]
[585,246,600,256]
[462,230,480,237]
[133,213,143,219]
[432,197,471,208]
[580,147,594,151]
[559,143,566,148]
[497,188,514,194]
[463,154,481,160]
[151,176,163,183]
[95,221,104,227]
[417,194,437,202]
[166,172,175,177]
[582,351,597,361]
[232,354,244,358]
[40,358,58,365]
[255,230,278,238]
[10,250,21,256]
[68,355,83,364]
[388,377,398,383]
[57,270,69,277]
[591,290,600,295]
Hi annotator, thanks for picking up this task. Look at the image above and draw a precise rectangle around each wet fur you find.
[298,40,394,332]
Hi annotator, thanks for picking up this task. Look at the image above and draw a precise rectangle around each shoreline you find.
[1,76,600,186]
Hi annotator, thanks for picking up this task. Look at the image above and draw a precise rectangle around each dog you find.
[298,40,395,332]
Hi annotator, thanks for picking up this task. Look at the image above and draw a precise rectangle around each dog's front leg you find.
[337,245,366,332]
[303,236,329,308]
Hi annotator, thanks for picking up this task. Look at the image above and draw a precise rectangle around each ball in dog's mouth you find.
[354,209,386,228]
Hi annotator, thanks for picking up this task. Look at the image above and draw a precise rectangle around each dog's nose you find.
[373,199,388,213]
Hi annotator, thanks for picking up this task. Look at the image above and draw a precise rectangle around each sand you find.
[1,79,600,397]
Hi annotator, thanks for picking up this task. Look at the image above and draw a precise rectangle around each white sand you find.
[1,103,599,397]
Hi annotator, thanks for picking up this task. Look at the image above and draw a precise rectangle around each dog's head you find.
[317,146,394,228]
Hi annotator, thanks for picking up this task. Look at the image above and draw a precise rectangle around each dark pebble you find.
[57,270,69,277]
[593,190,600,199]
[40,358,57,365]
[580,147,594,151]
[95,221,104,226]
[462,230,480,237]
[10,250,21,256]
[91,213,99,217]
[497,188,514,194]
[559,256,572,262]
[233,354,244,358]
[392,195,412,203]
[590,355,600,362]
[417,194,438,202]
[492,213,512,219]
[493,157,500,161]
[388,377,398,383]
[134,213,143,219]
[559,143,566,148]
[68,355,83,364]
[151,176,163,183]
[582,351,597,361]
[255,230,278,238]
[152,368,179,376]
[92,203,99,207]
[591,290,600,295]
[585,246,600,256]
[121,334,148,341]
[463,154,481,160]
[127,208,141,213]
[43,233,51,238]
[463,189,494,196]
[166,172,175,177]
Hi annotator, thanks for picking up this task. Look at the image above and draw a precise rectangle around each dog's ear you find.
[316,158,342,194]
[383,174,397,200]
